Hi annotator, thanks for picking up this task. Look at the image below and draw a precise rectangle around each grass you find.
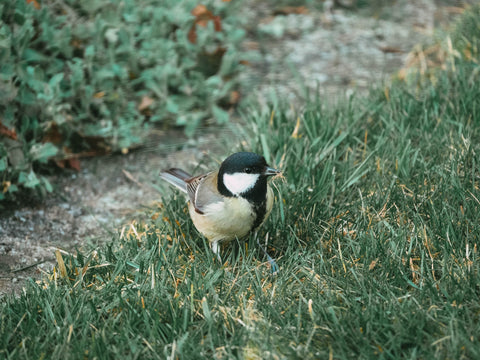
[2,10,480,360]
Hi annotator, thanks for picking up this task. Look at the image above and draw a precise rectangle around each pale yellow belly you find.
[189,196,256,243]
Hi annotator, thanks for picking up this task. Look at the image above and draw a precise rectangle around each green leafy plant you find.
[0,0,246,203]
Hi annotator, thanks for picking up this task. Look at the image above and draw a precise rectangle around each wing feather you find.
[186,172,223,214]
[159,168,193,193]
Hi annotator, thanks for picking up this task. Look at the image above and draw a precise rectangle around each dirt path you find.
[0,0,470,297]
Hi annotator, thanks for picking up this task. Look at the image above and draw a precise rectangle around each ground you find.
[0,0,469,296]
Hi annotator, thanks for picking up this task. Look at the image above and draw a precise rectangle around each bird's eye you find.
[244,167,252,174]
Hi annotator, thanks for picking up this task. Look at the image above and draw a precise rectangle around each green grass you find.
[2,11,480,360]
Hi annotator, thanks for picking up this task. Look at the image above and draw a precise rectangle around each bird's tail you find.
[159,168,192,193]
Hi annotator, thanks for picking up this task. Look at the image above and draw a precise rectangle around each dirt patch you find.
[0,0,470,297]
[0,129,234,297]
[242,0,463,102]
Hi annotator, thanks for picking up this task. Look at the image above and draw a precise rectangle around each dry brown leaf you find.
[138,96,154,111]
[379,46,403,54]
[188,5,222,44]
[229,90,241,105]
[26,0,41,10]
[273,6,308,16]
[0,122,17,140]
[42,123,62,144]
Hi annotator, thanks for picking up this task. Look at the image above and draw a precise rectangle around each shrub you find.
[0,0,246,203]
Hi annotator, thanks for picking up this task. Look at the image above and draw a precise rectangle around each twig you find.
[11,258,53,273]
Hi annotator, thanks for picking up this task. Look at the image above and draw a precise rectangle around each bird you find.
[159,152,281,271]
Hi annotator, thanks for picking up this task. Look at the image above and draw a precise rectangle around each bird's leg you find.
[210,240,222,263]
[255,232,279,274]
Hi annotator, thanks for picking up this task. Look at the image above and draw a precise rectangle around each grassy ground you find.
[2,13,480,360]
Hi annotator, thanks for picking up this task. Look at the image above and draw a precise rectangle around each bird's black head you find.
[219,152,267,176]
[217,152,280,203]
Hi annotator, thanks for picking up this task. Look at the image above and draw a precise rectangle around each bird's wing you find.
[186,172,223,214]
[159,168,193,193]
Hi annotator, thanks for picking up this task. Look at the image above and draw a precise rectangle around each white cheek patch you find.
[223,173,260,196]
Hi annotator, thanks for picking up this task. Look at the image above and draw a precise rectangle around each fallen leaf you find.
[138,96,154,111]
[379,46,403,54]
[42,123,62,144]
[123,169,144,188]
[67,158,81,171]
[2,181,11,193]
[0,122,17,140]
[26,0,41,9]
[188,5,222,44]
[273,6,308,16]
[229,90,241,105]
[55,158,81,171]
[54,160,66,169]
[70,38,83,49]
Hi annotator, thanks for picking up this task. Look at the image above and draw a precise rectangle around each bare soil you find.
[0,0,470,297]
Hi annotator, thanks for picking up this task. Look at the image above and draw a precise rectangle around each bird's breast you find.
[188,185,275,243]
[189,196,256,242]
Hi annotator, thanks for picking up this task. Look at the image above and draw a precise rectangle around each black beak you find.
[264,166,281,176]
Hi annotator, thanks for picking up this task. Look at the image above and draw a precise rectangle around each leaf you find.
[29,142,58,162]
[42,177,53,192]
[8,184,18,193]
[229,90,241,105]
[0,157,7,171]
[166,98,179,114]
[188,5,222,44]
[212,105,229,124]
[0,123,17,140]
[67,158,81,171]
[0,27,11,50]
[379,46,403,54]
[273,6,308,16]
[42,124,63,144]
[26,0,41,10]
[18,171,40,188]
[84,45,95,58]
[49,73,64,88]
[138,96,154,111]
[104,28,119,44]
[54,156,81,172]
[22,49,48,63]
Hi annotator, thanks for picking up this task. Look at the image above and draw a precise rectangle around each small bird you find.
[160,152,281,270]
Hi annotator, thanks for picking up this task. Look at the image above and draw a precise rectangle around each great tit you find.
[160,152,281,269]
